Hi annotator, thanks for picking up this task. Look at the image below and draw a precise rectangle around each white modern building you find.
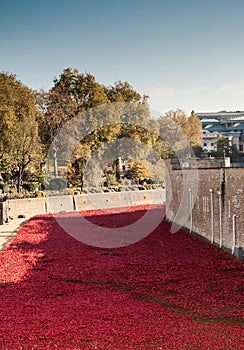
[202,129,220,152]
[196,111,244,152]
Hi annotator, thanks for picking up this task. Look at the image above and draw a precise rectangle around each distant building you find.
[196,111,244,152]
[202,129,220,152]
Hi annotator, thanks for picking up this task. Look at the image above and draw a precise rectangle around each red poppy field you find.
[0,205,243,349]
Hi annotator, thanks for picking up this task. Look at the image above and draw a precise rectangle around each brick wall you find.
[165,159,244,252]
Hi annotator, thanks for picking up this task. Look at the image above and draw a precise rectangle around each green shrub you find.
[23,182,39,192]
[48,178,67,191]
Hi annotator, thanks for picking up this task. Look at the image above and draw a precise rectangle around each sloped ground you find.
[0,205,243,349]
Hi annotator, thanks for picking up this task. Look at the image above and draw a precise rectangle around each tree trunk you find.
[17,169,23,193]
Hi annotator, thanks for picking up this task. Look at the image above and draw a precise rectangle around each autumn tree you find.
[37,89,77,151]
[156,109,202,158]
[187,111,202,146]
[37,68,110,149]
[164,109,202,146]
[103,80,142,102]
[126,160,152,182]
[211,135,240,161]
[39,68,157,188]
[0,72,43,192]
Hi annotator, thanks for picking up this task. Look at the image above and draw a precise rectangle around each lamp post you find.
[115,141,120,181]
[53,147,58,178]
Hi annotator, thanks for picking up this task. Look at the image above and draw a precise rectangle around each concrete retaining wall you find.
[74,189,165,211]
[129,189,165,206]
[46,195,75,213]
[0,189,165,223]
[74,192,131,211]
[7,198,47,219]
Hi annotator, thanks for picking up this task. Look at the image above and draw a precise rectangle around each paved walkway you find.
[0,217,30,252]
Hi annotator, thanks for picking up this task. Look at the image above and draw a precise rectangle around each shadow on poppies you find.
[0,205,243,349]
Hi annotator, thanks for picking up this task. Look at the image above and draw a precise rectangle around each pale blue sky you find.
[1,0,244,114]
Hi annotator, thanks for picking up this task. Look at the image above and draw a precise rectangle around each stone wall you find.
[165,159,244,252]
